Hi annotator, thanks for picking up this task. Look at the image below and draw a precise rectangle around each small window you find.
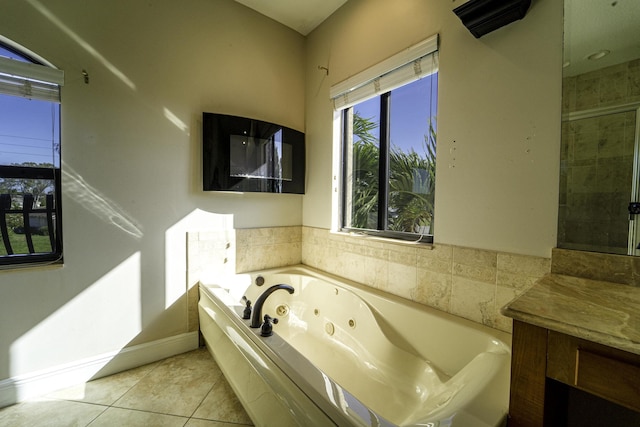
[0,41,63,267]
[333,36,438,242]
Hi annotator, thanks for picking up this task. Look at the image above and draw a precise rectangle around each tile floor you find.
[0,348,254,426]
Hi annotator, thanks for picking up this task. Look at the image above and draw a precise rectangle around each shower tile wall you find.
[559,112,636,253]
[559,59,640,254]
[562,59,640,112]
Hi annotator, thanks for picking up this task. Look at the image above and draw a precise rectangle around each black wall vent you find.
[453,0,532,38]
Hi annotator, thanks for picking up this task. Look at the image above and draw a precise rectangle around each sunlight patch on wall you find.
[163,107,190,135]
[10,252,142,381]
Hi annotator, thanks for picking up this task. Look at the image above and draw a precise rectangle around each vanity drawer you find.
[575,349,640,412]
[547,331,640,413]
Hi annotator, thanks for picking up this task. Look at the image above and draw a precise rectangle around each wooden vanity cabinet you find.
[508,320,640,427]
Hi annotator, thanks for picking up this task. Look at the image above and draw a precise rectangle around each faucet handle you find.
[260,314,279,337]
[241,297,252,320]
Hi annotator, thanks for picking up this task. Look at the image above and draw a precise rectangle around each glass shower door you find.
[628,107,640,255]
[558,105,640,255]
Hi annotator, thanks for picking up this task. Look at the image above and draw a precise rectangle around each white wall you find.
[304,0,563,258]
[0,0,304,390]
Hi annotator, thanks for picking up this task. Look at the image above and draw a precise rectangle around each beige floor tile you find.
[186,418,253,427]
[192,375,252,425]
[88,407,187,426]
[0,349,252,427]
[46,361,160,405]
[113,348,222,417]
[0,398,107,427]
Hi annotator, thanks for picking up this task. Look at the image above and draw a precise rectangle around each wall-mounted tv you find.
[202,113,305,194]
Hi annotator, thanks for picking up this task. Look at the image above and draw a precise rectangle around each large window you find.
[333,36,438,242]
[0,40,63,267]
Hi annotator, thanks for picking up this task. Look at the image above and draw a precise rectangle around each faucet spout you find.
[250,284,294,328]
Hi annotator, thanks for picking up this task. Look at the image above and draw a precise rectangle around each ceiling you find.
[233,0,348,36]
[564,0,640,76]
[233,0,639,76]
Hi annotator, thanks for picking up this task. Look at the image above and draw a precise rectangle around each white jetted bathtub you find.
[198,265,511,427]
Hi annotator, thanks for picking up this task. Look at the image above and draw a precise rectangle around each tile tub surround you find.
[235,226,302,272]
[0,348,252,426]
[187,229,237,334]
[188,225,550,333]
[301,227,551,333]
[552,247,640,287]
[187,227,302,334]
[187,226,303,278]
[501,273,640,355]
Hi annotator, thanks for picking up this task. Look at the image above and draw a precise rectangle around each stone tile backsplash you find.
[551,247,640,287]
[187,229,236,332]
[235,226,302,272]
[188,225,551,333]
[301,227,550,333]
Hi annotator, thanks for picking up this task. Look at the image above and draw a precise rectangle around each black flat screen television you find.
[202,113,305,194]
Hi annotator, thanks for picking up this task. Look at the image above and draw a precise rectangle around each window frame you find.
[332,35,439,244]
[0,39,63,268]
[339,87,436,244]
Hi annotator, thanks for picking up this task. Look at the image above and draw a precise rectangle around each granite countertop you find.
[501,273,640,355]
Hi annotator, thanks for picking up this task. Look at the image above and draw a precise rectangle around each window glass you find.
[343,96,380,230]
[0,96,60,167]
[342,75,437,240]
[0,41,62,266]
[0,44,30,62]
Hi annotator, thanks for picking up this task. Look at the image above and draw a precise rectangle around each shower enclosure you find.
[558,103,640,255]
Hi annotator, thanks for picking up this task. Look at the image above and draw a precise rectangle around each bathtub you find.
[198,265,511,427]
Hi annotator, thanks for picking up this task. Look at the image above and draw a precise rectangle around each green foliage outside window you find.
[351,112,435,235]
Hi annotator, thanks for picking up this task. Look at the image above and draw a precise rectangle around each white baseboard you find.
[0,331,199,408]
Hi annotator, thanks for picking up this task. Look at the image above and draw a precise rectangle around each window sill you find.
[331,230,434,249]
[0,259,63,273]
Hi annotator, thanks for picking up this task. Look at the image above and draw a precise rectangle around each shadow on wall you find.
[63,164,144,240]
[3,291,194,408]
[2,251,145,407]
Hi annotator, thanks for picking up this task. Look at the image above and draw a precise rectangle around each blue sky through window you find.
[0,96,60,167]
[0,44,29,62]
[0,45,60,168]
[353,74,438,156]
